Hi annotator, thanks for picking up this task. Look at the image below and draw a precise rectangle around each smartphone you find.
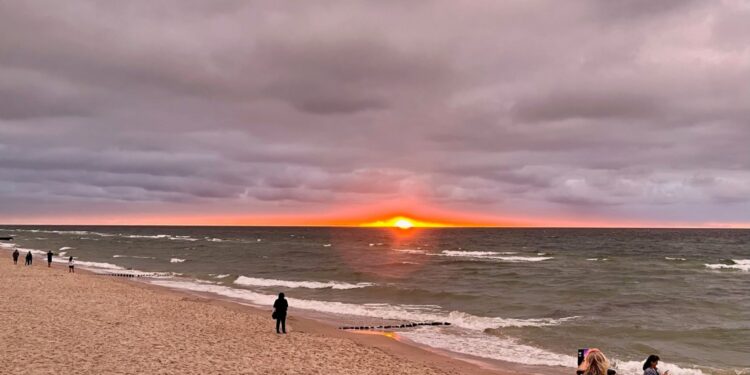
[577,348,590,366]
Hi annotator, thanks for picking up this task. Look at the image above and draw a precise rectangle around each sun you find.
[359,215,449,228]
[394,218,413,230]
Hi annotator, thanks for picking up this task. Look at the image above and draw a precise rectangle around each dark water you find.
[1,226,748,374]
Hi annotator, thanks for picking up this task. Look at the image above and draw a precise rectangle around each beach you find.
[0,253,515,375]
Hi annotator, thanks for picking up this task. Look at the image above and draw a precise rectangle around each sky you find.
[1,0,749,227]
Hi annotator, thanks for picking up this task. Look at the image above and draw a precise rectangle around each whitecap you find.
[234,276,373,290]
[400,327,573,367]
[439,251,553,262]
[170,258,187,263]
[611,359,707,375]
[665,257,687,261]
[705,259,750,272]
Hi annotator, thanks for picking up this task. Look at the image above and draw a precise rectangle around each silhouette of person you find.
[68,257,75,273]
[273,292,288,334]
[47,250,53,267]
[25,251,32,266]
[12,249,19,265]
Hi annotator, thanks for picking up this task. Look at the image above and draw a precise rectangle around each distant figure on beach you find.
[643,354,669,375]
[25,251,32,266]
[273,292,288,334]
[68,256,75,273]
[12,249,19,265]
[578,348,610,375]
[47,250,53,267]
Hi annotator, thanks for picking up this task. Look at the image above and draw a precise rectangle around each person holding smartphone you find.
[643,355,669,375]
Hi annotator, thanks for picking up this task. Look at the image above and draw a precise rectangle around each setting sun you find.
[394,218,413,229]
[359,216,451,228]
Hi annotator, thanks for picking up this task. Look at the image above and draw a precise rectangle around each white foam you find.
[234,276,373,290]
[323,244,332,247]
[124,234,198,241]
[113,255,157,259]
[705,259,750,272]
[170,258,187,263]
[611,360,707,375]
[147,280,575,331]
[394,249,428,254]
[76,260,125,270]
[13,229,114,237]
[212,274,231,279]
[665,257,687,261]
[400,326,574,367]
[59,246,74,251]
[206,238,223,242]
[587,258,608,261]
[439,251,553,262]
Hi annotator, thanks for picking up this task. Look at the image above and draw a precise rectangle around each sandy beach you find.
[0,253,516,375]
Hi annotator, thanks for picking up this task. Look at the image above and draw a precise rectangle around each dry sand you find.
[0,254,516,375]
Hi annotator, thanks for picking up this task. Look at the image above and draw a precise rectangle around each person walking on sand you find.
[643,354,670,375]
[68,256,75,273]
[25,251,32,266]
[47,250,54,267]
[273,292,288,334]
[12,249,19,265]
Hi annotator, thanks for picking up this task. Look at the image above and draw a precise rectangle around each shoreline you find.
[0,248,555,375]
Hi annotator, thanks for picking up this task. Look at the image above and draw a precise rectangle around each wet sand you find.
[0,253,521,375]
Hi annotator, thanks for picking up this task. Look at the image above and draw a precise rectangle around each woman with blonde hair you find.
[578,348,610,375]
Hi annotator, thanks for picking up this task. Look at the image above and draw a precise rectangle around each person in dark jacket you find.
[643,354,669,375]
[12,249,19,265]
[273,293,288,334]
[25,251,32,266]
[47,250,54,267]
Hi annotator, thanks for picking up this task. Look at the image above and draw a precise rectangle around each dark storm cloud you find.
[1,0,750,225]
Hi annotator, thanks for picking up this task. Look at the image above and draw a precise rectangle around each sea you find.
[0,226,748,375]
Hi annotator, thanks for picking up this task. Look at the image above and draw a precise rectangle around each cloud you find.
[1,0,749,225]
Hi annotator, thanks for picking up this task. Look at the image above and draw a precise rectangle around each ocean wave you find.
[13,229,115,237]
[612,359,707,375]
[400,326,574,367]
[113,255,157,259]
[665,257,687,261]
[76,260,125,270]
[59,246,74,251]
[170,258,187,263]
[394,249,427,254]
[438,251,553,262]
[705,259,750,272]
[148,280,575,331]
[586,258,609,261]
[234,276,373,290]
[211,274,231,279]
[123,234,199,241]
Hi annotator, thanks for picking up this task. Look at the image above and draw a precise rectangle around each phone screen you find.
[578,348,590,366]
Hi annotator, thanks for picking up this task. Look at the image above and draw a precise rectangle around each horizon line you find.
[1,223,748,230]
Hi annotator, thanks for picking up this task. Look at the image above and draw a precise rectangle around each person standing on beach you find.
[273,293,288,334]
[47,250,54,267]
[68,256,75,273]
[25,251,32,266]
[12,249,19,265]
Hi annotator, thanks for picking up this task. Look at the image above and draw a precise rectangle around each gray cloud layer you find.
[1,0,749,225]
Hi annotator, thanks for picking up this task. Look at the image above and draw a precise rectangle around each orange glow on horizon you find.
[359,216,450,229]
